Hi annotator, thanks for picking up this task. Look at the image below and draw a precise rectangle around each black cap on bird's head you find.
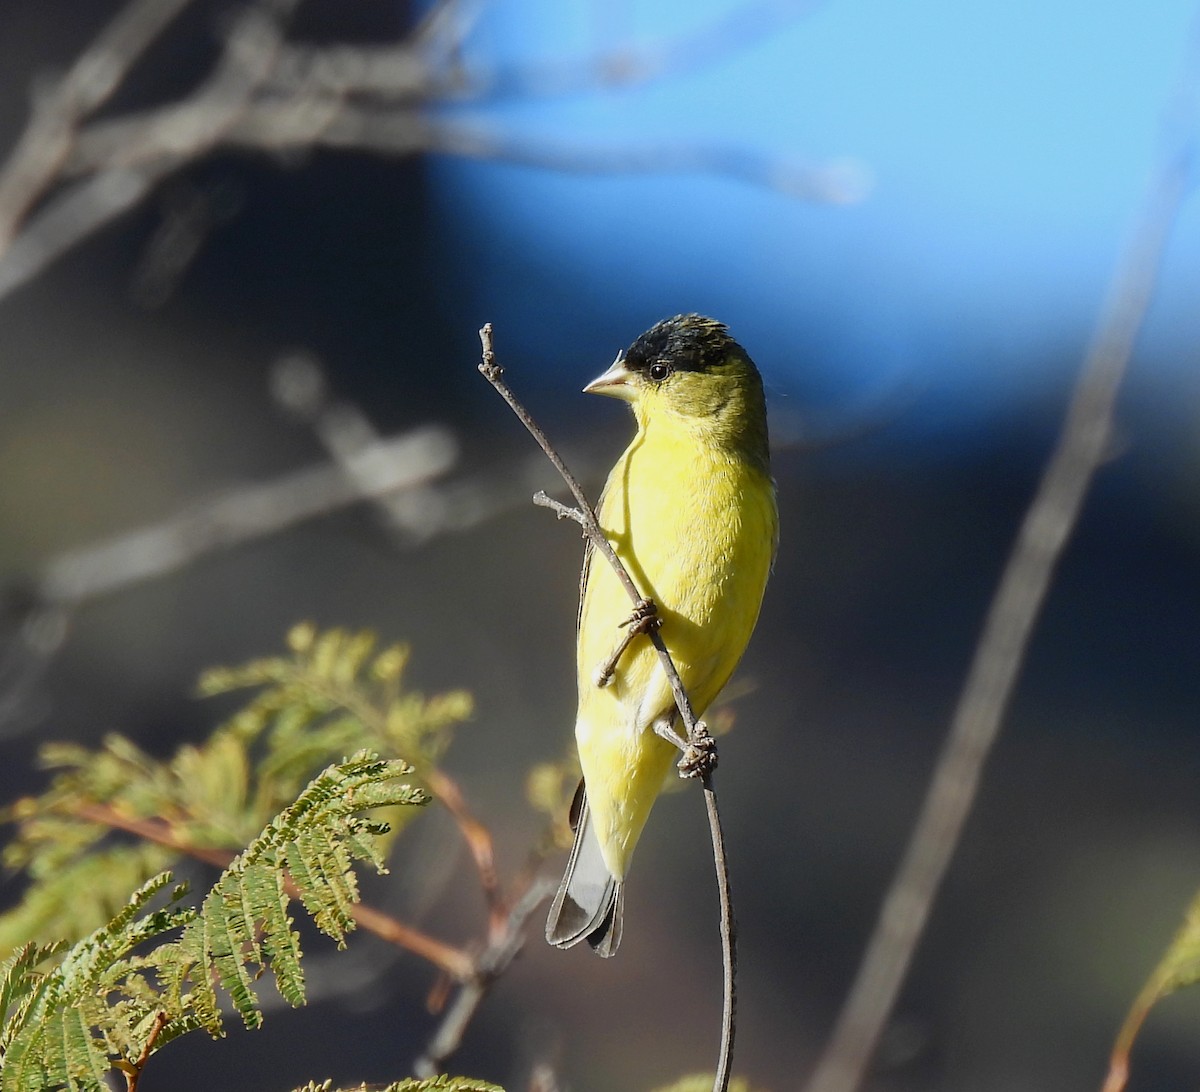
[583,314,769,468]
[584,314,755,399]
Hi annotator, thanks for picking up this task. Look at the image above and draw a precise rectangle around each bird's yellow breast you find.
[575,414,778,878]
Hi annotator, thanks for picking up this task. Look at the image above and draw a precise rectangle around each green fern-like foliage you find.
[292,1079,505,1092]
[0,874,195,1092]
[0,754,425,1091]
[0,625,471,958]
[0,843,174,962]
[160,751,426,1033]
[524,757,579,855]
[198,622,474,793]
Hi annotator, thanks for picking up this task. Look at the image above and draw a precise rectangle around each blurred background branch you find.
[0,0,195,251]
[0,0,856,306]
[805,18,1200,1091]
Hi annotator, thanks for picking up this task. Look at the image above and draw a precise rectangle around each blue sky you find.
[427,0,1200,443]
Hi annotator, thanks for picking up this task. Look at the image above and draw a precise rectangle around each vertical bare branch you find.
[804,48,1199,1092]
[413,878,557,1078]
[478,326,739,1092]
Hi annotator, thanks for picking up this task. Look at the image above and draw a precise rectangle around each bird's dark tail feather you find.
[545,781,624,957]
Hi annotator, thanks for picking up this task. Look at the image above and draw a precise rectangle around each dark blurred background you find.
[1,1,1200,1090]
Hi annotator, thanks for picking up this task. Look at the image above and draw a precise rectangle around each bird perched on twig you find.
[546,314,779,956]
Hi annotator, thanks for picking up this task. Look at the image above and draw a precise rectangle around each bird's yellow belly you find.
[575,432,776,878]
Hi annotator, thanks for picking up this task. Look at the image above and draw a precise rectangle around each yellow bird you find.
[546,314,778,956]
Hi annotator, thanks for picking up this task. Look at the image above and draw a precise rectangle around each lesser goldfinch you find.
[545,314,778,957]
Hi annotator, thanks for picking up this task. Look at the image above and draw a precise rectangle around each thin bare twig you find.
[35,426,457,609]
[805,56,1198,1092]
[425,767,501,919]
[413,811,570,1073]
[413,877,557,1078]
[477,323,737,1092]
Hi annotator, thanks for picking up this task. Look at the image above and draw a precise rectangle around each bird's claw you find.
[620,597,659,629]
[594,598,660,688]
[677,722,718,779]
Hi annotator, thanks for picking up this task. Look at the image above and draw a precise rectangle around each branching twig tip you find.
[532,491,587,526]
[478,323,502,381]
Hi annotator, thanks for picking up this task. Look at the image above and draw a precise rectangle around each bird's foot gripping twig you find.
[653,717,718,779]
[678,720,718,779]
[593,597,659,688]
[622,597,658,630]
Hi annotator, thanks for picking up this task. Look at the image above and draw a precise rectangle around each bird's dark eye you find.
[648,362,671,381]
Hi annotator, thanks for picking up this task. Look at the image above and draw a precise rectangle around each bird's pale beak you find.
[583,354,637,401]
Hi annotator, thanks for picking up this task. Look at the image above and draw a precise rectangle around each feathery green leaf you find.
[1,626,469,959]
[291,1078,505,1092]
[1,754,426,1089]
